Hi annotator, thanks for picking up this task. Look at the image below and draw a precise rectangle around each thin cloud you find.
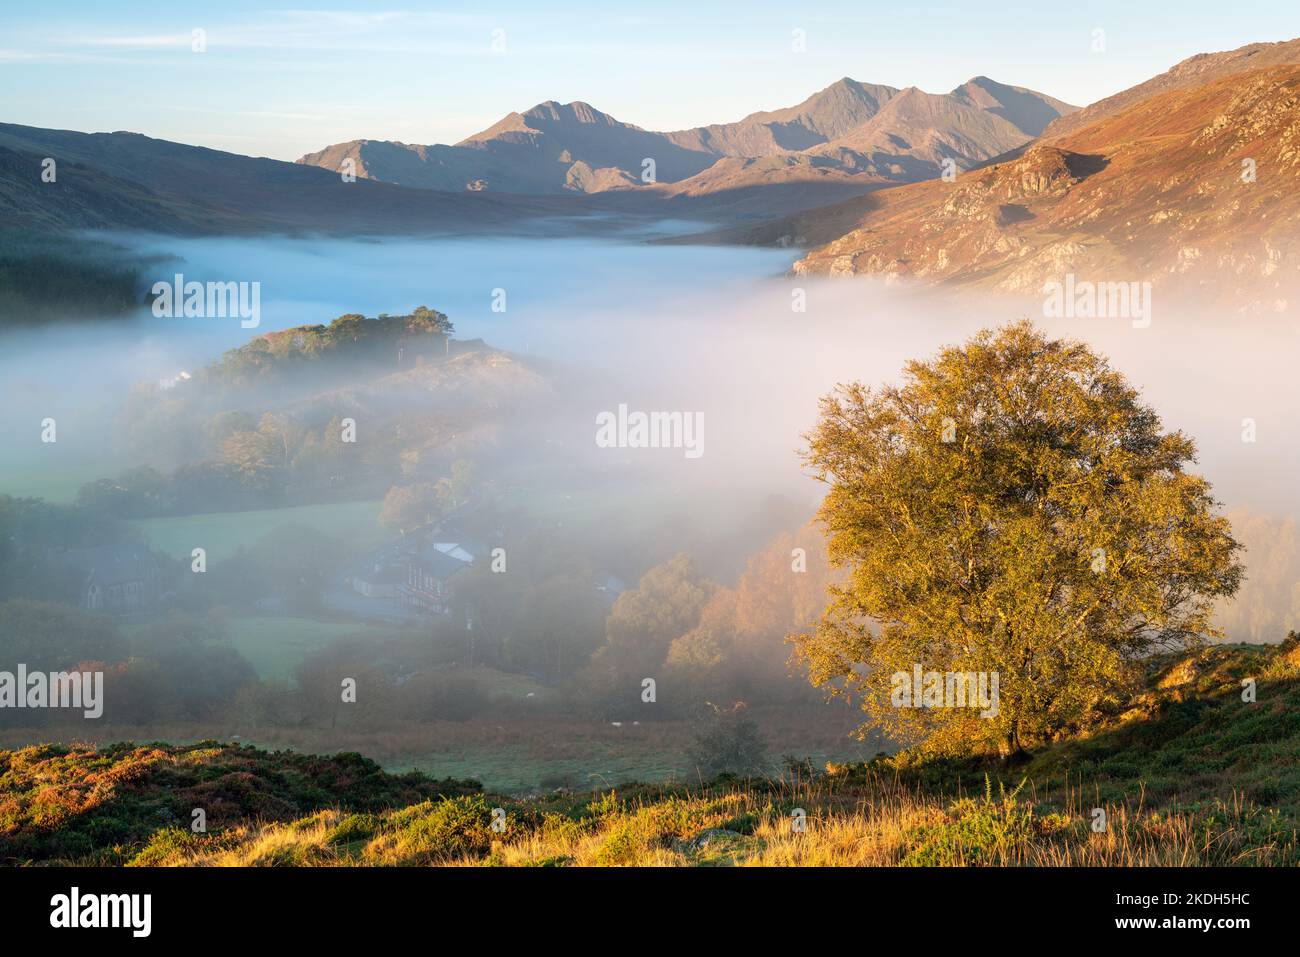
[65,33,192,48]
[58,10,490,53]
[0,47,153,64]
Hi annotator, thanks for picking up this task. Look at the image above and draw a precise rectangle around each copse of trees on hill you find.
[202,306,454,387]
[71,308,502,519]
[796,321,1243,759]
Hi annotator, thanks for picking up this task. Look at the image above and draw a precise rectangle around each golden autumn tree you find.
[795,322,1242,757]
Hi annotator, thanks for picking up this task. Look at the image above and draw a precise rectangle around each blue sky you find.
[2,2,1297,160]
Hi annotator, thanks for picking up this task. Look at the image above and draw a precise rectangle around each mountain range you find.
[0,72,1077,234]
[787,38,1300,309]
[296,76,1077,199]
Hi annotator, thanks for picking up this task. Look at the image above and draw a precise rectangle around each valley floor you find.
[0,706,876,796]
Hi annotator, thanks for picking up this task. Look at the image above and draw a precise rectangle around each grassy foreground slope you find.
[4,640,1299,866]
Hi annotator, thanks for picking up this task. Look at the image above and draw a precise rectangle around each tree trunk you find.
[1002,725,1028,764]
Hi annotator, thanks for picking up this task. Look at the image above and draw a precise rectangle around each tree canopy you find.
[205,306,455,385]
[795,321,1242,757]
[379,482,449,533]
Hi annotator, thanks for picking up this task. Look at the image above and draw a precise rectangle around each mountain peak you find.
[514,100,625,129]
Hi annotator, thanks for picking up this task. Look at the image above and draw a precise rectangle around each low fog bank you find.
[1,231,1296,631]
[5,233,1294,513]
[661,280,1300,519]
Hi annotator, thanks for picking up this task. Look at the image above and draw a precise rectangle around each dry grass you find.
[130,767,1299,867]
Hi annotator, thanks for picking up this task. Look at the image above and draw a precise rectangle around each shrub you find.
[686,706,768,780]
[595,821,642,866]
[366,796,496,864]
[326,813,382,847]
[129,827,205,867]
[901,779,1036,866]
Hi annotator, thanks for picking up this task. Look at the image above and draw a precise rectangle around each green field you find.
[128,499,384,562]
[225,616,411,682]
[0,462,118,504]
[223,619,567,696]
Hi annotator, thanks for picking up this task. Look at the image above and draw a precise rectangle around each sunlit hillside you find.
[5,639,1296,867]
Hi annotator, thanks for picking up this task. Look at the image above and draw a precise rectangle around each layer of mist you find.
[3,231,1295,518]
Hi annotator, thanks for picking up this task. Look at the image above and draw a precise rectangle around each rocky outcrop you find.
[791,64,1300,311]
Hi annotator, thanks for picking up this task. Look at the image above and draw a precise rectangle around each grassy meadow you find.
[128,500,385,562]
[223,616,411,683]
[0,462,115,504]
